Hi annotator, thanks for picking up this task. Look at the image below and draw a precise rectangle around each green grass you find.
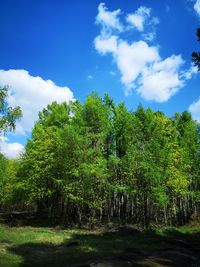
[0,224,199,267]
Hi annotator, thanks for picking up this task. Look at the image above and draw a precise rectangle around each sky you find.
[0,0,200,158]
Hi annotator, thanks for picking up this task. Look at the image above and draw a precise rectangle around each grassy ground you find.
[0,224,200,267]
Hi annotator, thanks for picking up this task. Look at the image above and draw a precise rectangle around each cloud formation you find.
[126,6,152,32]
[116,41,159,89]
[0,136,24,159]
[94,3,196,102]
[189,97,200,121]
[96,3,123,35]
[0,69,74,135]
[137,55,184,102]
[194,0,200,16]
[95,35,118,54]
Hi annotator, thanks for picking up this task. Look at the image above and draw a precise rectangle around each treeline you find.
[0,93,200,227]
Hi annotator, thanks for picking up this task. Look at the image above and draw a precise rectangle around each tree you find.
[0,159,22,210]
[13,93,200,227]
[0,86,22,211]
[192,28,200,71]
[0,86,22,134]
[0,153,8,206]
[18,101,70,221]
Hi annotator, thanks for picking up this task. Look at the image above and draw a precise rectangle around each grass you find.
[0,224,199,267]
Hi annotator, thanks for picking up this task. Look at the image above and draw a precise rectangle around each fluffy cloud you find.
[189,97,200,121]
[116,41,159,88]
[180,65,198,80]
[94,32,185,101]
[0,136,24,159]
[126,6,151,32]
[96,3,123,35]
[94,35,118,54]
[126,6,159,41]
[94,3,196,102]
[137,55,184,102]
[94,37,160,90]
[142,31,156,42]
[194,0,200,16]
[0,69,74,135]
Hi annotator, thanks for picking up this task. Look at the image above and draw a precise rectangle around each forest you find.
[0,89,199,228]
[1,2,200,266]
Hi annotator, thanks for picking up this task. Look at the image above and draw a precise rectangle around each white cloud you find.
[116,41,159,88]
[96,3,123,35]
[0,136,24,159]
[180,65,198,80]
[126,6,159,38]
[94,35,188,101]
[94,4,196,102]
[95,3,159,42]
[94,35,118,54]
[0,69,74,135]
[142,31,156,42]
[141,16,159,42]
[194,0,200,16]
[153,55,184,72]
[126,6,151,32]
[137,55,184,102]
[94,35,160,89]
[189,97,200,121]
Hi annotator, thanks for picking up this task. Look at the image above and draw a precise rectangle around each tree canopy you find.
[1,93,198,227]
[0,86,22,134]
[0,86,22,210]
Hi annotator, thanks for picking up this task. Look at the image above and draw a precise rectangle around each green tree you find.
[0,86,22,133]
[15,93,200,227]
[0,86,22,211]
[19,102,70,222]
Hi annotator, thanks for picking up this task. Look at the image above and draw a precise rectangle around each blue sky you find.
[0,0,200,158]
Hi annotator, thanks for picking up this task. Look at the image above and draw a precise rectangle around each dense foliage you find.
[0,93,199,227]
[0,86,22,211]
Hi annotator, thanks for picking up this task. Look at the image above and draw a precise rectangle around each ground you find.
[0,224,200,267]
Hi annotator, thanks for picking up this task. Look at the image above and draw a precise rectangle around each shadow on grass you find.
[5,227,200,267]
